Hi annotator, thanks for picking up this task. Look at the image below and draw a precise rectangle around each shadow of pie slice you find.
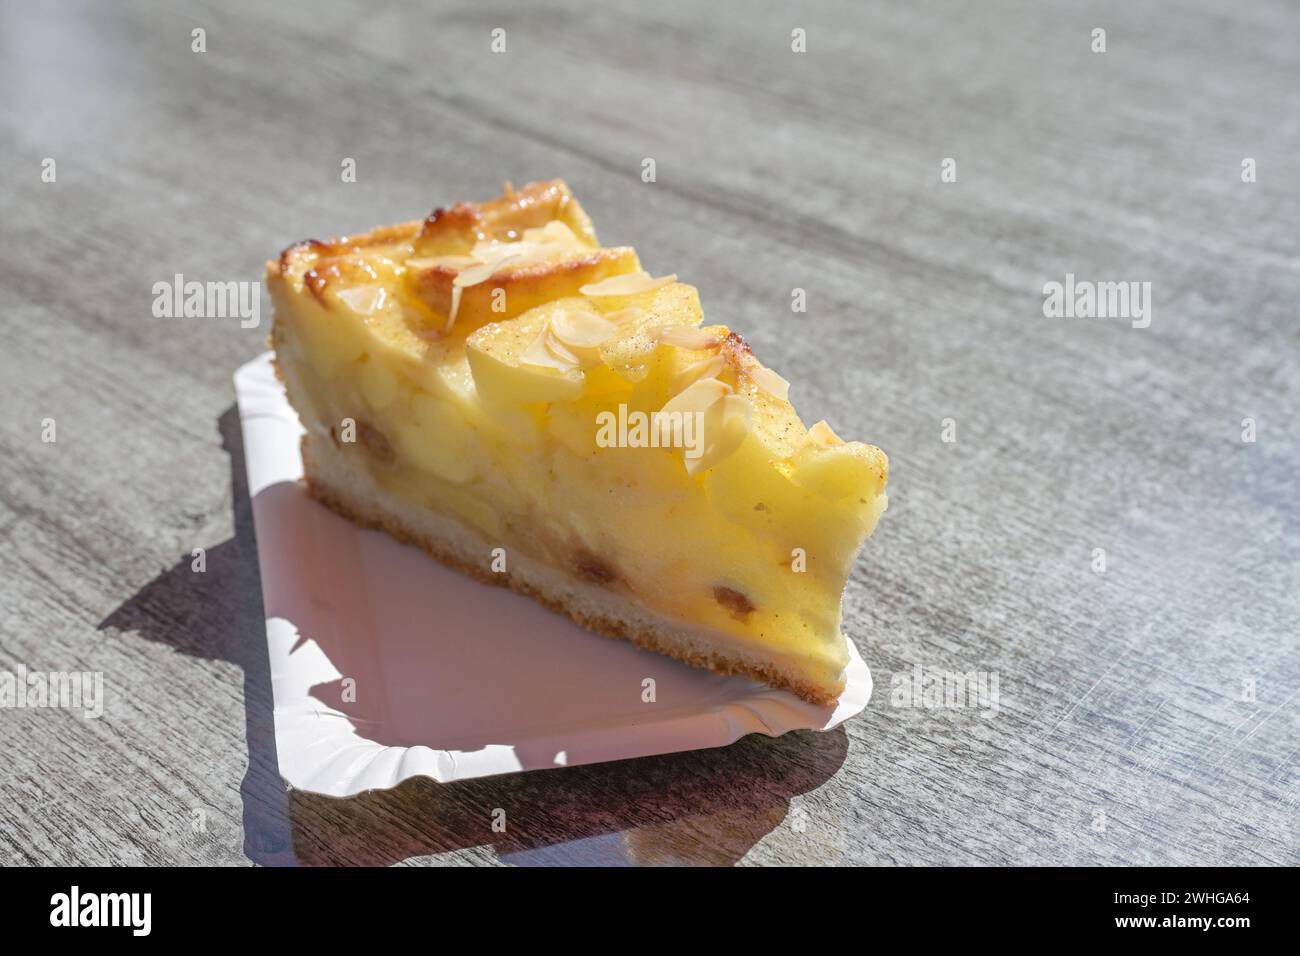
[266,179,888,705]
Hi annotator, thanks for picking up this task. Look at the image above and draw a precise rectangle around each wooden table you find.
[2,0,1296,866]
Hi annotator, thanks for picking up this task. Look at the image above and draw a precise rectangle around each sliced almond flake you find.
[808,419,845,447]
[443,286,465,333]
[443,254,524,333]
[520,327,569,370]
[455,253,523,288]
[334,284,385,316]
[654,324,721,350]
[550,308,618,350]
[672,353,725,394]
[661,376,731,416]
[579,271,677,297]
[405,255,479,271]
[685,394,752,477]
[521,220,579,245]
[520,325,581,371]
[747,363,790,401]
[468,239,517,260]
[503,179,515,197]
[471,224,582,272]
[721,393,753,427]
[544,327,582,366]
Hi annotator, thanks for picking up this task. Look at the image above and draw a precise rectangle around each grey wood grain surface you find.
[1,0,1297,866]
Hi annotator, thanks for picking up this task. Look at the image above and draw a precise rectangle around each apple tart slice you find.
[267,180,888,704]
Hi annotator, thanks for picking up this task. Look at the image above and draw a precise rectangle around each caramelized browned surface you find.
[416,179,599,252]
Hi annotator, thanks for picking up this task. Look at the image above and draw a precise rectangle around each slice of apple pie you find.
[267,180,888,704]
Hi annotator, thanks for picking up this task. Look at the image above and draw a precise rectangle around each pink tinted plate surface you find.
[234,353,871,796]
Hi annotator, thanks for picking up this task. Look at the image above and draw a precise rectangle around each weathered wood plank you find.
[0,0,1295,865]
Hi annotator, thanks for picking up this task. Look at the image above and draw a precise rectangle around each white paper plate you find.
[233,353,871,796]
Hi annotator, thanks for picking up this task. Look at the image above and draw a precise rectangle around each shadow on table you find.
[99,405,849,866]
